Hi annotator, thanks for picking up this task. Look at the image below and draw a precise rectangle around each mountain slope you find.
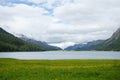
[20,35,62,51]
[65,40,104,51]
[96,28,120,51]
[0,28,45,52]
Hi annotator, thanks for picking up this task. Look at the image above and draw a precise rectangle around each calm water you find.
[0,51,120,60]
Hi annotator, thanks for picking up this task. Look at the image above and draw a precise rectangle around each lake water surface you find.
[0,51,120,60]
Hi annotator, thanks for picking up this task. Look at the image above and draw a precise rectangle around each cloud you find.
[26,0,73,10]
[0,4,51,34]
[0,0,120,48]
[27,0,44,3]
[54,0,120,25]
[50,42,75,49]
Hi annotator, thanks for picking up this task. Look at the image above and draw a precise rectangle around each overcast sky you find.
[0,0,120,48]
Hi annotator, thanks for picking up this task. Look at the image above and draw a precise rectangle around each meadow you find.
[0,58,120,80]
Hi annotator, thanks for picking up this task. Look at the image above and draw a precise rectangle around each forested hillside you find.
[0,28,45,52]
[96,28,120,51]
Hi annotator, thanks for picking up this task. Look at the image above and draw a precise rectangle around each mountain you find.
[0,27,46,52]
[65,40,104,51]
[19,35,62,51]
[96,28,120,51]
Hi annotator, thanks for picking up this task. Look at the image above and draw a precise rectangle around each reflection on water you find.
[0,51,120,60]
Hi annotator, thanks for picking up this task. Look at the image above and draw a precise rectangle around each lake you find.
[0,51,120,60]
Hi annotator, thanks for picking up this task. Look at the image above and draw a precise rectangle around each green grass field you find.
[0,58,120,80]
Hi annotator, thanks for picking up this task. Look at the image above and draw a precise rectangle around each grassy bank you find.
[0,58,120,80]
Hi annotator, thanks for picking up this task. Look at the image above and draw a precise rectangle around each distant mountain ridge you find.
[65,27,120,51]
[19,35,62,51]
[65,40,104,51]
[1,27,120,51]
